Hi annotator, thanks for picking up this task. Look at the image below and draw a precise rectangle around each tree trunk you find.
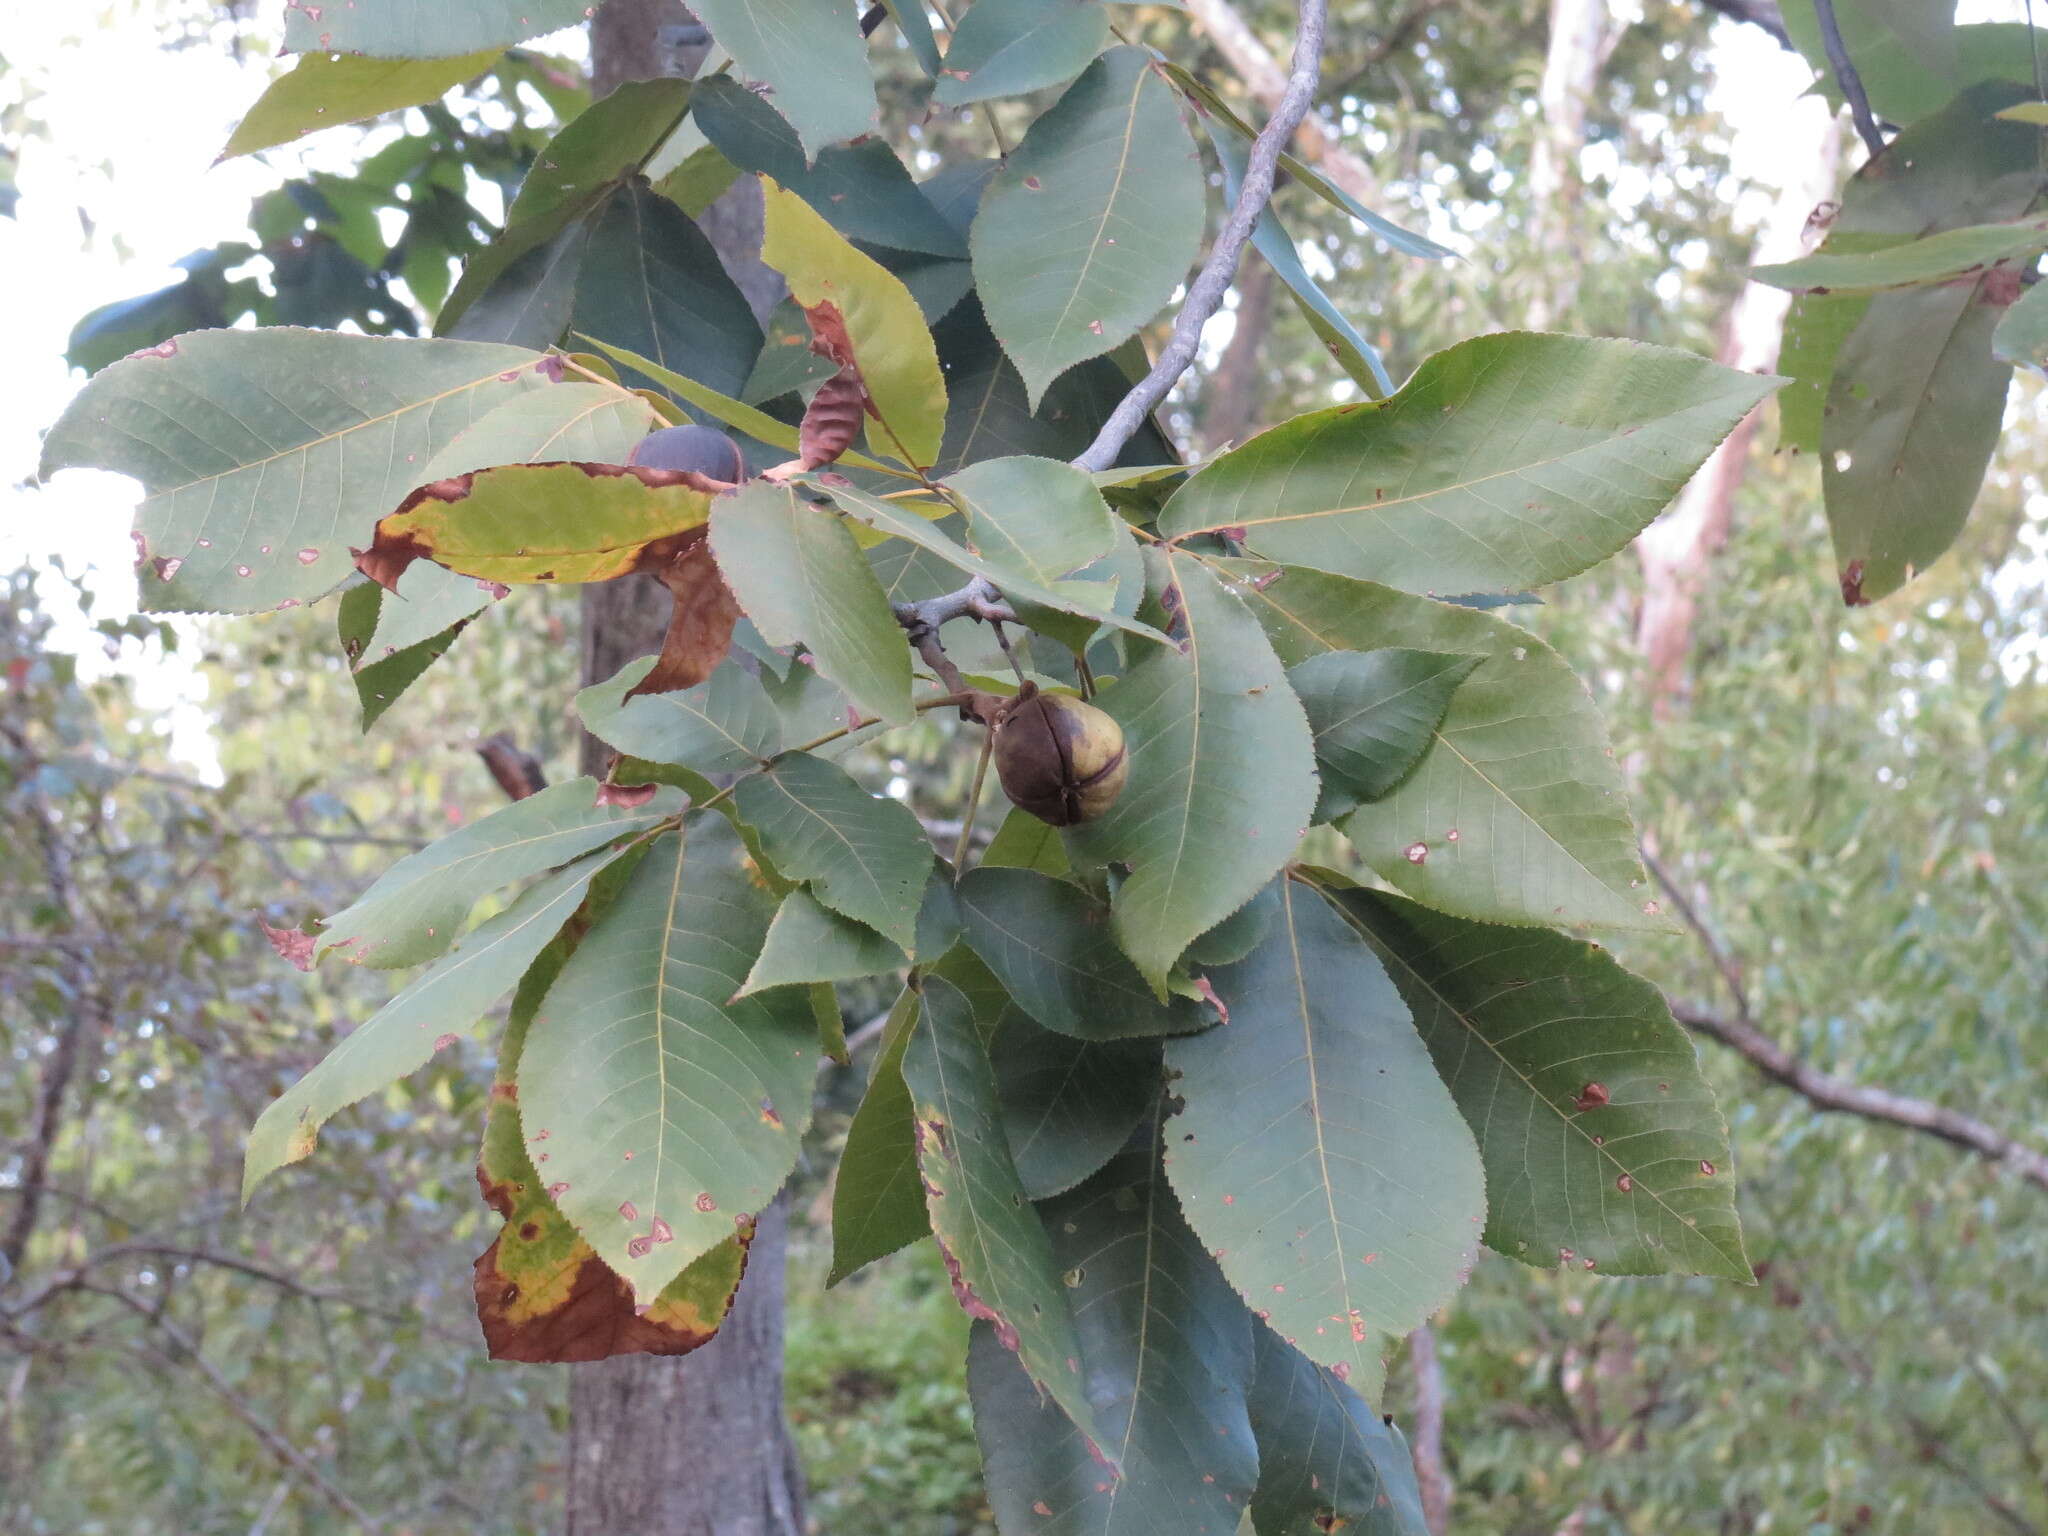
[567,8,804,1533]
[1633,103,1839,715]
[566,1199,808,1536]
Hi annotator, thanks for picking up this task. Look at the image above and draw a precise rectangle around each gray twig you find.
[1812,0,1885,159]
[1071,0,1332,472]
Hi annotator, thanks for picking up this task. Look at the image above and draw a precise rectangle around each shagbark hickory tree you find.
[56,0,2035,1528]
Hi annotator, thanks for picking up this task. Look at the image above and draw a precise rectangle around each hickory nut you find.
[990,684,1129,827]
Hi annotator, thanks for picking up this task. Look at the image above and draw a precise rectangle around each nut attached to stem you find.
[990,683,1129,827]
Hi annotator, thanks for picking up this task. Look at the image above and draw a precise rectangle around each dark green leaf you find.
[955,866,1213,1039]
[830,987,931,1284]
[968,1144,1259,1532]
[991,1022,1159,1199]
[693,78,966,258]
[1165,880,1485,1383]
[1159,334,1779,596]
[1320,885,1749,1280]
[440,80,694,335]
[902,975,1102,1447]
[1246,1325,1430,1534]
[1288,648,1482,818]
[934,0,1113,107]
[571,179,765,401]
[973,47,1206,407]
[1824,283,2009,605]
[740,887,909,995]
[518,823,817,1302]
[690,0,880,157]
[732,752,932,949]
[931,297,1176,472]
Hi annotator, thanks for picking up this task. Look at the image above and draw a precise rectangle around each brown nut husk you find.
[990,684,1129,827]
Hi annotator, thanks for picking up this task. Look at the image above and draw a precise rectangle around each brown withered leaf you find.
[473,1154,752,1364]
[628,527,743,697]
[356,461,724,593]
[803,298,859,371]
[799,365,869,471]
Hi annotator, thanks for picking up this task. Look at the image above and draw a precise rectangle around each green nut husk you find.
[990,684,1129,827]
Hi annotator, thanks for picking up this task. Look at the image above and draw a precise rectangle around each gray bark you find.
[567,7,804,1533]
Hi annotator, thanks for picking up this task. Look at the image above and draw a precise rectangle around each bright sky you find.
[0,4,2020,770]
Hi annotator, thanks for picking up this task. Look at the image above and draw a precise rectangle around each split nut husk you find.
[990,685,1128,827]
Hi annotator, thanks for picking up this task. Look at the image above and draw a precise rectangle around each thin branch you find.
[1694,0,1792,50]
[1405,1325,1452,1534]
[1073,0,1331,472]
[1672,1003,2048,1193]
[1645,852,2048,1192]
[85,1285,383,1532]
[1812,0,1885,159]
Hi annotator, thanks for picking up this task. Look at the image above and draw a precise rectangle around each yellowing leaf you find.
[359,462,718,588]
[760,178,948,469]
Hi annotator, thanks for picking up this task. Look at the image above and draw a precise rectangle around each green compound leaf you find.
[38,329,553,614]
[968,1144,1259,1533]
[904,975,1104,1451]
[732,752,933,950]
[577,656,783,778]
[1164,879,1485,1385]
[972,47,1206,409]
[517,824,818,1303]
[245,847,631,1201]
[1319,885,1749,1281]
[1234,561,1666,934]
[955,866,1212,1040]
[1065,548,1318,990]
[1160,333,1779,596]
[318,779,683,969]
[709,480,914,726]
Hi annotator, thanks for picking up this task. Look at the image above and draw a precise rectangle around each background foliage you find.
[5,1,2047,1533]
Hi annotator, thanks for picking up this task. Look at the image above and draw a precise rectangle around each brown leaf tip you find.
[594,780,659,809]
[256,916,317,971]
